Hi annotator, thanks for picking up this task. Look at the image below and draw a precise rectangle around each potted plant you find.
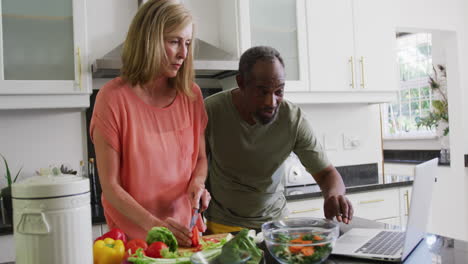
[1,154,22,224]
[415,65,450,162]
[415,65,449,135]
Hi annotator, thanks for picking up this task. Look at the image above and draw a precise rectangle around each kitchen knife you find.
[189,208,199,230]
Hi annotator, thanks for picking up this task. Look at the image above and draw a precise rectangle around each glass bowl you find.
[190,249,251,264]
[261,218,339,264]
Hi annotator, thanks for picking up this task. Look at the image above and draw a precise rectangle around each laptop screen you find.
[401,158,438,260]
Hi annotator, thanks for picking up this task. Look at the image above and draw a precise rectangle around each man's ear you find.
[236,74,244,91]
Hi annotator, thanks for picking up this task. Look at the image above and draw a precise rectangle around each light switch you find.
[343,134,360,150]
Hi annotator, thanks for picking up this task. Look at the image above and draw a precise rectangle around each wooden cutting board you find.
[178,233,230,253]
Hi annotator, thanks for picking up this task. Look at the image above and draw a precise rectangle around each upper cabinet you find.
[0,0,90,109]
[211,0,399,104]
[289,0,398,103]
[238,0,309,92]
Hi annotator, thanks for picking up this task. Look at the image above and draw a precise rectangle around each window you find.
[383,33,435,138]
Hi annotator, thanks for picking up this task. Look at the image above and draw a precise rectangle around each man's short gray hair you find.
[238,46,285,83]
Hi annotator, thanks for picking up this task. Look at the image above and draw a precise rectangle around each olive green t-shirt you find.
[204,89,330,228]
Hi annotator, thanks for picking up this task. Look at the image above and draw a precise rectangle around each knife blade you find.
[189,208,199,229]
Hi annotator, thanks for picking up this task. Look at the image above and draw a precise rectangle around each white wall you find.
[299,104,382,170]
[392,0,468,240]
[0,110,85,185]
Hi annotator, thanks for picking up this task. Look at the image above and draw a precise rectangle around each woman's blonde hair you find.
[121,0,194,97]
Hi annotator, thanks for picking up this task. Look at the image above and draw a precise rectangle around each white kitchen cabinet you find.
[0,0,90,109]
[399,186,412,227]
[190,0,397,103]
[242,0,309,92]
[287,197,324,218]
[297,0,398,103]
[286,186,413,227]
[347,188,400,221]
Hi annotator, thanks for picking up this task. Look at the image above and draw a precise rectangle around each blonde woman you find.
[90,0,210,246]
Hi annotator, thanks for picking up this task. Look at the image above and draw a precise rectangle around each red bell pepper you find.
[191,226,200,247]
[96,228,128,245]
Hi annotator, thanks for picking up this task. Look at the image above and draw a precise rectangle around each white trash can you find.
[12,174,92,264]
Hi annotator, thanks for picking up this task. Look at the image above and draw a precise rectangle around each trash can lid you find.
[12,174,90,199]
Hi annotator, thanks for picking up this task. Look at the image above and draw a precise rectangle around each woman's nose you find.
[178,45,188,60]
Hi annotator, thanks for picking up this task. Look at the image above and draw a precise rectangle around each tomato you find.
[126,238,148,254]
[145,241,168,258]
[191,226,200,247]
[204,238,220,243]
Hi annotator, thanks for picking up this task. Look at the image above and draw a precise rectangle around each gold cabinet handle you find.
[291,208,320,214]
[76,47,82,91]
[404,190,410,216]
[359,56,365,88]
[349,56,355,88]
[359,199,384,204]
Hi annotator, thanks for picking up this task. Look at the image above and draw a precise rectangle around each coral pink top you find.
[90,77,207,239]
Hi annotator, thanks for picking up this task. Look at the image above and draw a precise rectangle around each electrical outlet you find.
[323,134,337,151]
[343,134,360,150]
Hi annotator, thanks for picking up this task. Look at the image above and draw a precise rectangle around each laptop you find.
[332,158,438,262]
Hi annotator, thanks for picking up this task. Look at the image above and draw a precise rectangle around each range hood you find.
[92,38,239,79]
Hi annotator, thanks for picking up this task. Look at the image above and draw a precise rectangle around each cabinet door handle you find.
[359,56,365,88]
[291,208,320,214]
[349,56,355,88]
[76,47,82,91]
[359,199,384,204]
[404,190,410,216]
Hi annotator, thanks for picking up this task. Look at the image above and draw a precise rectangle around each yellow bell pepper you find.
[93,237,125,264]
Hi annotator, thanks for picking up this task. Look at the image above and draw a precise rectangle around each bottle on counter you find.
[80,160,87,178]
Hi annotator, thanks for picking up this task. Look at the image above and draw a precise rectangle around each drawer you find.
[287,198,324,219]
[348,188,399,220]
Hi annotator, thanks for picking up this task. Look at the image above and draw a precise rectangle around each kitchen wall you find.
[391,0,468,241]
[0,109,86,186]
[299,104,382,170]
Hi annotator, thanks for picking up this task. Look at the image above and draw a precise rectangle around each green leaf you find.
[1,154,12,187]
[444,127,449,136]
[432,100,445,113]
[13,167,23,183]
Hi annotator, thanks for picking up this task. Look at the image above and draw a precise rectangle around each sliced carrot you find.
[300,240,313,244]
[289,246,304,253]
[301,247,315,256]
[313,235,324,241]
[290,238,304,244]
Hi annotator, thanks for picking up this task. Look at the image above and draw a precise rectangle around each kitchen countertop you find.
[260,217,468,264]
[285,174,413,201]
[2,217,467,264]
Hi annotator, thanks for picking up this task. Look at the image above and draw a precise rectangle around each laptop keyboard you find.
[355,231,405,256]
